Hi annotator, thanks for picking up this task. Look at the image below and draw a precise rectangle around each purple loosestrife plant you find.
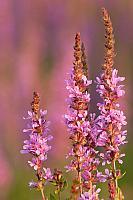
[95,8,127,200]
[20,8,127,200]
[65,33,102,200]
[21,92,53,200]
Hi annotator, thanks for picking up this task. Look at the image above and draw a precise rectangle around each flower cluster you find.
[96,69,127,165]
[95,8,127,199]
[65,33,102,199]
[21,92,53,192]
[65,33,92,173]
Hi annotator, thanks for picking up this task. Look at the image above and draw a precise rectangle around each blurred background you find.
[0,0,132,199]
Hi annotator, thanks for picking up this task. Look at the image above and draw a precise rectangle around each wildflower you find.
[21,92,53,199]
[65,33,102,199]
[95,8,127,199]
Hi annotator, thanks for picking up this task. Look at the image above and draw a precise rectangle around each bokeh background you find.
[0,0,132,199]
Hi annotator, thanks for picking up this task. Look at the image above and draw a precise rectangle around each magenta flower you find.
[65,33,104,199]
[21,92,53,199]
[79,186,101,200]
[96,68,127,186]
[95,8,127,199]
[65,33,92,172]
[65,33,93,197]
[21,106,53,171]
[96,14,127,166]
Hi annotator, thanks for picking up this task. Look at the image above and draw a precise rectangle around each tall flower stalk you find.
[65,33,101,200]
[21,92,53,200]
[96,8,127,200]
[65,33,91,198]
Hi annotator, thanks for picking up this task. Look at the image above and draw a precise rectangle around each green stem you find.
[113,161,118,189]
[112,160,119,199]
[57,185,61,200]
[58,191,61,200]
[40,188,46,200]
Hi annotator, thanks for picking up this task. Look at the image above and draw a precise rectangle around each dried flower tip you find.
[81,42,88,79]
[31,92,40,114]
[102,8,115,76]
[73,32,83,83]
[74,32,82,61]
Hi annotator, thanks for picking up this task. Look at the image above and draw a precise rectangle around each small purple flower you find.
[43,168,53,180]
[21,108,53,168]
[29,181,38,189]
[79,185,101,200]
[21,92,53,191]
[96,169,112,182]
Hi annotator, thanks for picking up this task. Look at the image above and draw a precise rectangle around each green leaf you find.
[117,171,126,180]
[51,182,58,186]
[61,180,68,191]
[64,180,68,188]
[121,171,126,178]
[50,193,57,200]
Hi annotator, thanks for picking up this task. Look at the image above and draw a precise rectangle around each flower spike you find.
[102,7,115,76]
[65,33,101,199]
[95,8,127,200]
[21,92,53,200]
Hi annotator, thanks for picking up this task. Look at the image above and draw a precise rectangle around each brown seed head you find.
[81,42,88,79]
[74,33,82,61]
[102,7,115,77]
[73,32,83,83]
[31,91,40,114]
[71,33,89,112]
